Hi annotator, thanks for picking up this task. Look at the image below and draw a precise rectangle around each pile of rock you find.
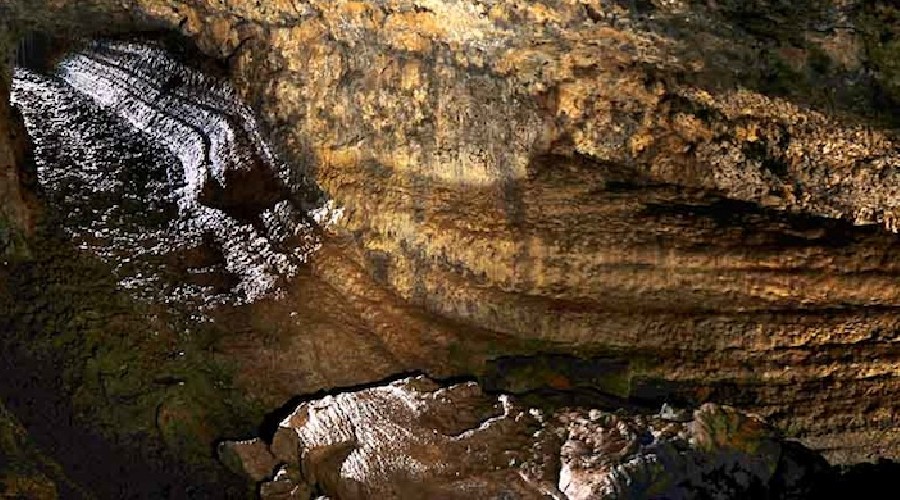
[221,376,831,499]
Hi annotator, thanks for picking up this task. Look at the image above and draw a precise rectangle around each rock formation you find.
[2,0,900,496]
[221,376,833,499]
[12,39,330,306]
[0,28,35,258]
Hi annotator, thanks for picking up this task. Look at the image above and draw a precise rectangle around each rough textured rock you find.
[224,376,834,499]
[0,401,66,498]
[12,40,331,306]
[2,0,900,474]
[0,32,36,258]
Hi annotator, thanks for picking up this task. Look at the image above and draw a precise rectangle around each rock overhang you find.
[2,0,900,467]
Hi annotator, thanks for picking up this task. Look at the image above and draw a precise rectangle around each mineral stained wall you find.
[2,0,900,475]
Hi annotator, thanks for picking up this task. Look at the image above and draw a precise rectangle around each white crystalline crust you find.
[285,381,440,486]
[11,40,342,308]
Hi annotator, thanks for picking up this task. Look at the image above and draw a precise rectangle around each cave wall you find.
[2,0,900,464]
[0,26,34,257]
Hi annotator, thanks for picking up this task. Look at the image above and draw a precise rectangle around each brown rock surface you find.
[2,0,900,469]
[0,31,36,257]
[225,376,833,499]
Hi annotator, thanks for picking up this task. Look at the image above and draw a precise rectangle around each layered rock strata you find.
[1,0,900,466]
[12,39,333,306]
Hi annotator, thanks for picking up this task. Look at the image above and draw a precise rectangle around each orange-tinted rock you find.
[3,0,900,467]
[218,438,278,482]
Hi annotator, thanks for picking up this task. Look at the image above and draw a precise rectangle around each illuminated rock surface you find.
[221,377,834,499]
[2,0,900,497]
[12,40,330,307]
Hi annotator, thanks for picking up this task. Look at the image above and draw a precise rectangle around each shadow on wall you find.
[608,0,900,128]
[832,459,900,497]
[15,32,56,72]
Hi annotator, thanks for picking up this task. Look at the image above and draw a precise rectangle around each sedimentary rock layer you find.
[2,0,900,465]
[12,40,334,306]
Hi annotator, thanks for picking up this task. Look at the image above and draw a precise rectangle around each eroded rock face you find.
[0,34,36,258]
[12,39,335,306]
[2,0,900,469]
[222,377,833,499]
[131,0,900,463]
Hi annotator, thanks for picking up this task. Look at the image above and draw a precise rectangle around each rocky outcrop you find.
[12,39,331,305]
[222,376,835,499]
[3,0,900,474]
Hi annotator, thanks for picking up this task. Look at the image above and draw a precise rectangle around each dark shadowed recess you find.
[2,31,271,498]
[251,355,651,444]
[641,196,882,250]
[0,210,254,499]
[15,28,229,78]
[0,344,237,499]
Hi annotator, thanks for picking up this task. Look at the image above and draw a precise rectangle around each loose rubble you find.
[222,377,831,499]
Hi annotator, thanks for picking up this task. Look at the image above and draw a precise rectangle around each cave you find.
[2,1,900,499]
